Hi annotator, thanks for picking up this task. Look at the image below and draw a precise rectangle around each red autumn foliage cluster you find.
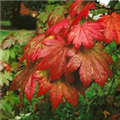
[20,2,38,17]
[9,0,120,109]
[20,2,29,16]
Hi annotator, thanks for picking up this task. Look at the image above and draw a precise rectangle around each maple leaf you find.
[38,35,68,80]
[9,67,34,105]
[66,43,113,88]
[62,82,78,107]
[72,2,95,26]
[24,73,37,104]
[9,67,30,91]
[67,22,104,49]
[21,34,45,65]
[50,81,78,109]
[1,30,34,49]
[36,75,51,98]
[50,82,63,109]
[69,0,85,18]
[9,66,48,105]
[45,18,70,36]
[98,12,120,44]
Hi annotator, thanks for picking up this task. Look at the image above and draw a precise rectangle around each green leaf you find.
[0,71,13,86]
[0,48,10,62]
[1,30,34,49]
[38,12,49,23]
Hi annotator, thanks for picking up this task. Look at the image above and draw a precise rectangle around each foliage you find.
[9,0,120,109]
[0,30,11,41]
[0,29,36,119]
[1,0,120,120]
[0,92,19,120]
[1,30,34,49]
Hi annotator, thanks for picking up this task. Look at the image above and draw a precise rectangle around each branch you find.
[113,9,120,12]
[109,1,119,14]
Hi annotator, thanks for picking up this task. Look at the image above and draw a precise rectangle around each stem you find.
[109,1,119,14]
[106,75,120,98]
[106,78,115,98]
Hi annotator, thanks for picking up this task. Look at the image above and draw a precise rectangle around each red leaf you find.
[66,43,113,88]
[20,2,29,16]
[9,67,30,91]
[98,12,120,44]
[9,66,48,105]
[72,2,95,26]
[67,22,104,49]
[50,82,64,109]
[63,83,78,107]
[36,77,51,98]
[25,75,36,104]
[39,36,68,80]
[66,48,76,58]
[22,34,45,65]
[80,56,93,88]
[69,0,84,17]
[9,67,34,105]
[50,81,78,109]
[45,18,70,36]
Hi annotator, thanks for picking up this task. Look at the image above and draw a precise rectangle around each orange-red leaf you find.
[66,43,113,88]
[46,18,70,36]
[67,22,104,49]
[36,77,51,98]
[98,12,120,44]
[25,74,37,104]
[72,2,95,26]
[50,81,78,109]
[50,82,64,109]
[22,34,45,65]
[69,0,84,17]
[9,67,30,91]
[63,83,78,107]
[9,67,49,104]
[39,36,68,80]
